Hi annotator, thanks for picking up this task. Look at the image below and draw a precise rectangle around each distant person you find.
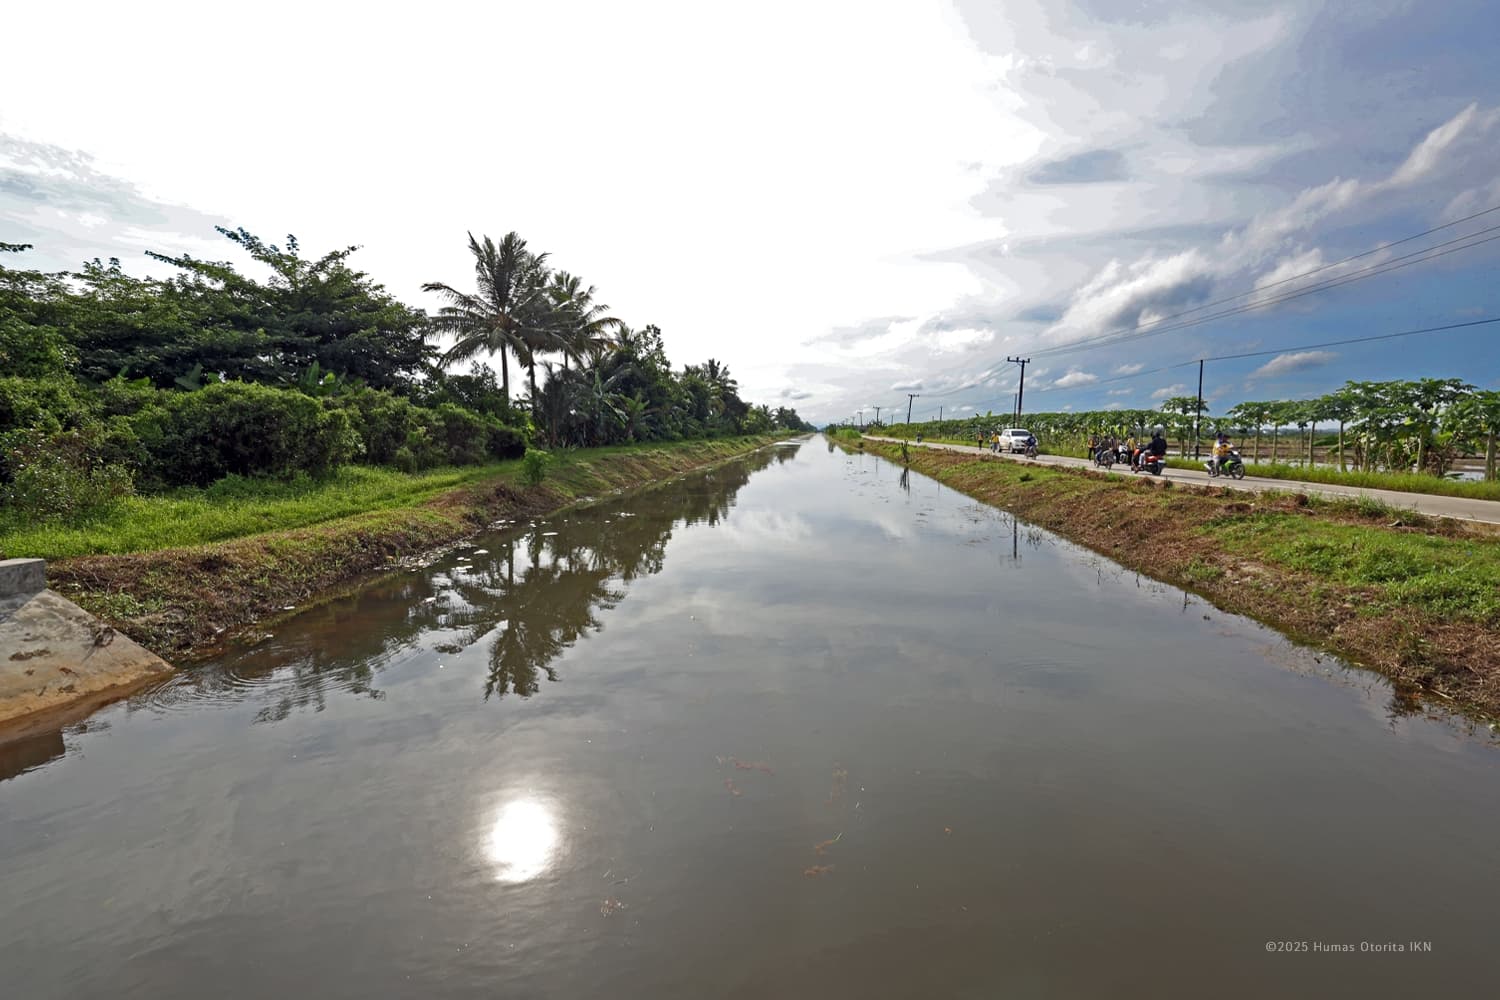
[1147,429,1168,464]
[1211,433,1232,474]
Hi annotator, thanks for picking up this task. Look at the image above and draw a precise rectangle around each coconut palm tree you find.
[547,271,624,367]
[422,232,551,407]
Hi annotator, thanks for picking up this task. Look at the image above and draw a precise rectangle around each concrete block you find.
[0,559,45,599]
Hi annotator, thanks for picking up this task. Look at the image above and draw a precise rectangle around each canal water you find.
[1,438,1495,997]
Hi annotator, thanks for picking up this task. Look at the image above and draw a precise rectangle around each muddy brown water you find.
[2,439,1496,998]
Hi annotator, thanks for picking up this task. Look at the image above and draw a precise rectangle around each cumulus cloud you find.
[1248,350,1338,380]
[1106,387,1133,396]
[1114,362,1144,375]
[1046,249,1215,345]
[1052,369,1099,388]
[1150,383,1187,400]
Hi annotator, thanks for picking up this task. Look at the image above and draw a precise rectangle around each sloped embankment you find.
[856,439,1500,721]
[48,437,784,662]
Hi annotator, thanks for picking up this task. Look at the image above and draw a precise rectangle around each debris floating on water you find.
[802,865,834,878]
[813,833,843,855]
[731,758,774,775]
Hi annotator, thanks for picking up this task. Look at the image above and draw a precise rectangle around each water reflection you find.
[136,444,787,721]
[484,797,562,883]
[0,727,65,783]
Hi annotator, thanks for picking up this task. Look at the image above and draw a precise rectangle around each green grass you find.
[0,462,522,559]
[1202,513,1500,625]
[0,435,787,560]
[1163,456,1500,501]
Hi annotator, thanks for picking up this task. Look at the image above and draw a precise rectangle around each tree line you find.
[0,228,811,520]
[876,377,1500,480]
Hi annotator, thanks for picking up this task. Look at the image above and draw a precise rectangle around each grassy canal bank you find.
[850,437,1500,722]
[12,436,785,661]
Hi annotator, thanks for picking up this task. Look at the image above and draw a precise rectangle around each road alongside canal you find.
[2,439,1495,998]
[868,435,1500,524]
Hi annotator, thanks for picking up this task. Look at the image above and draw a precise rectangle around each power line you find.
[1029,227,1500,358]
[1030,206,1500,359]
[946,315,1500,412]
[922,201,1500,396]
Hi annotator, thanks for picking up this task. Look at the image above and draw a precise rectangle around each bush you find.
[334,388,527,471]
[521,448,550,486]
[0,375,93,436]
[432,403,489,466]
[0,426,134,522]
[146,382,359,487]
[485,420,527,460]
[336,389,422,466]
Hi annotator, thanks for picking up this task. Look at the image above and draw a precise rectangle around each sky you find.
[3,0,1498,424]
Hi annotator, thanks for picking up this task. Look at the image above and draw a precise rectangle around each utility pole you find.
[938,405,943,421]
[906,393,920,425]
[857,409,863,429]
[1007,356,1031,421]
[874,405,882,426]
[1193,358,1205,460]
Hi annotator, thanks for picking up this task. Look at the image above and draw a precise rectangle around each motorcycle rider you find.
[1209,433,1232,475]
[1143,429,1168,470]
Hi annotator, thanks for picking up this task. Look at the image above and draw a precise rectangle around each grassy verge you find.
[42,436,785,659]
[1161,457,1500,500]
[854,438,1500,721]
[0,464,524,560]
[869,432,1500,501]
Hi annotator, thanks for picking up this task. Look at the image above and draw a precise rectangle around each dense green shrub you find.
[96,375,163,417]
[432,403,490,466]
[0,426,134,522]
[334,389,526,470]
[335,389,423,466]
[146,382,359,487]
[521,448,550,486]
[0,375,93,436]
[485,421,527,460]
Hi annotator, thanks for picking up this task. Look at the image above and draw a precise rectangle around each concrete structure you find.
[0,559,173,736]
[0,558,47,598]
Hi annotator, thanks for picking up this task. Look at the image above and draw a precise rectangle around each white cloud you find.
[932,327,996,353]
[1248,350,1338,380]
[1114,362,1144,375]
[1252,247,1324,291]
[1106,387,1133,396]
[1052,369,1099,388]
[1150,383,1188,400]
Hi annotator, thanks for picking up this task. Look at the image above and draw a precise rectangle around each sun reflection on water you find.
[484,798,561,883]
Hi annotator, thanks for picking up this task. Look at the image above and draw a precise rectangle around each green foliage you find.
[0,462,517,558]
[1204,514,1500,625]
[0,374,94,436]
[0,228,787,513]
[521,448,550,486]
[144,382,358,487]
[0,426,134,523]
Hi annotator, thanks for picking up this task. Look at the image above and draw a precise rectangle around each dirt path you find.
[868,436,1500,525]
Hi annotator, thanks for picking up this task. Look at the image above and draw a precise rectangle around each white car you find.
[1000,428,1036,453]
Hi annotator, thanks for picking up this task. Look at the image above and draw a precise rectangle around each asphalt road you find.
[864,435,1500,526]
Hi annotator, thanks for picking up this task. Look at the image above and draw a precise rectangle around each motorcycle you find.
[1093,445,1115,468]
[1023,441,1039,459]
[1137,452,1166,476]
[1205,448,1245,480]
